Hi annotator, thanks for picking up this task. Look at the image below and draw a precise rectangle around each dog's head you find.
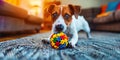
[47,4,81,33]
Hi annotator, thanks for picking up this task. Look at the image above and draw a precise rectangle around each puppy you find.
[43,4,92,48]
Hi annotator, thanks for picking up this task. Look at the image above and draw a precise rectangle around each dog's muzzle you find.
[55,24,64,32]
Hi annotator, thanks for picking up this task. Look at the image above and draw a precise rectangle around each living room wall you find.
[4,0,20,6]
[19,0,43,18]
[61,0,118,8]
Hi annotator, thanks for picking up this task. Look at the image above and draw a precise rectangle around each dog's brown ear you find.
[68,4,81,19]
[48,4,55,14]
[74,5,81,19]
[68,4,74,15]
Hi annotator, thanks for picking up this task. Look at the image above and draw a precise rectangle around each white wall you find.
[60,0,117,8]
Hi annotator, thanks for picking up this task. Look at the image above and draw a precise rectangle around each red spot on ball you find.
[55,42,60,46]
[60,35,66,39]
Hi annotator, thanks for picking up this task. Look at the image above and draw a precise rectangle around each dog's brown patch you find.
[48,4,61,22]
[62,6,73,26]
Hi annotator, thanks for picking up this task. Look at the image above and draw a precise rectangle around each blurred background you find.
[0,0,120,41]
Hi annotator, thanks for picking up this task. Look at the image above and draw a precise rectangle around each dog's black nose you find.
[55,24,64,32]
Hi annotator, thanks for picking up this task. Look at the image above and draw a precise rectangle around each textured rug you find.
[0,31,120,60]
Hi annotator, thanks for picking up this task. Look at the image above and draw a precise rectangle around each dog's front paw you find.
[88,36,92,40]
[67,43,73,48]
[67,42,76,48]
[41,38,50,44]
[87,33,92,39]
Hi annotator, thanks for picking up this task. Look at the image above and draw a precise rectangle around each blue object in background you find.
[106,1,119,12]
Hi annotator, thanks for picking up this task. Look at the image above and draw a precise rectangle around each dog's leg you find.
[69,30,78,48]
[86,32,92,39]
[85,29,92,39]
[83,22,92,39]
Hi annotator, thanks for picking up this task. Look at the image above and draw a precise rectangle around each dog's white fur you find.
[69,16,92,47]
[46,5,92,48]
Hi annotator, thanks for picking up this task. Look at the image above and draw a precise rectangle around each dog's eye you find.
[64,14,70,20]
[52,12,58,18]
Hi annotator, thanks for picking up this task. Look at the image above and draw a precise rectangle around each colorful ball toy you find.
[50,32,68,49]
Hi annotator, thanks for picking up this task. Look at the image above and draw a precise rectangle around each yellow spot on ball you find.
[54,45,58,49]
[53,34,56,38]
[57,33,60,36]
[51,41,55,46]
[60,40,65,44]
[60,32,64,36]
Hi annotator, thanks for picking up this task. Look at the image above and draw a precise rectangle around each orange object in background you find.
[101,4,108,14]
[96,12,112,18]
[4,0,20,6]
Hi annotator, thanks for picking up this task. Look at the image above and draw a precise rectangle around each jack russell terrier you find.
[42,4,92,48]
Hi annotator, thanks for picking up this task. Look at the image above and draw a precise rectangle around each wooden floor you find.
[0,29,50,42]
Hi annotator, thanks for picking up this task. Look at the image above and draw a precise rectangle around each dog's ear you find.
[68,4,74,15]
[68,4,81,19]
[74,5,81,19]
[48,4,55,14]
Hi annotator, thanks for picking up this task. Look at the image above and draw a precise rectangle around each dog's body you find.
[44,4,92,47]
[66,16,91,47]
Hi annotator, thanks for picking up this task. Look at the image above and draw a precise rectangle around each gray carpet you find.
[0,31,120,60]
